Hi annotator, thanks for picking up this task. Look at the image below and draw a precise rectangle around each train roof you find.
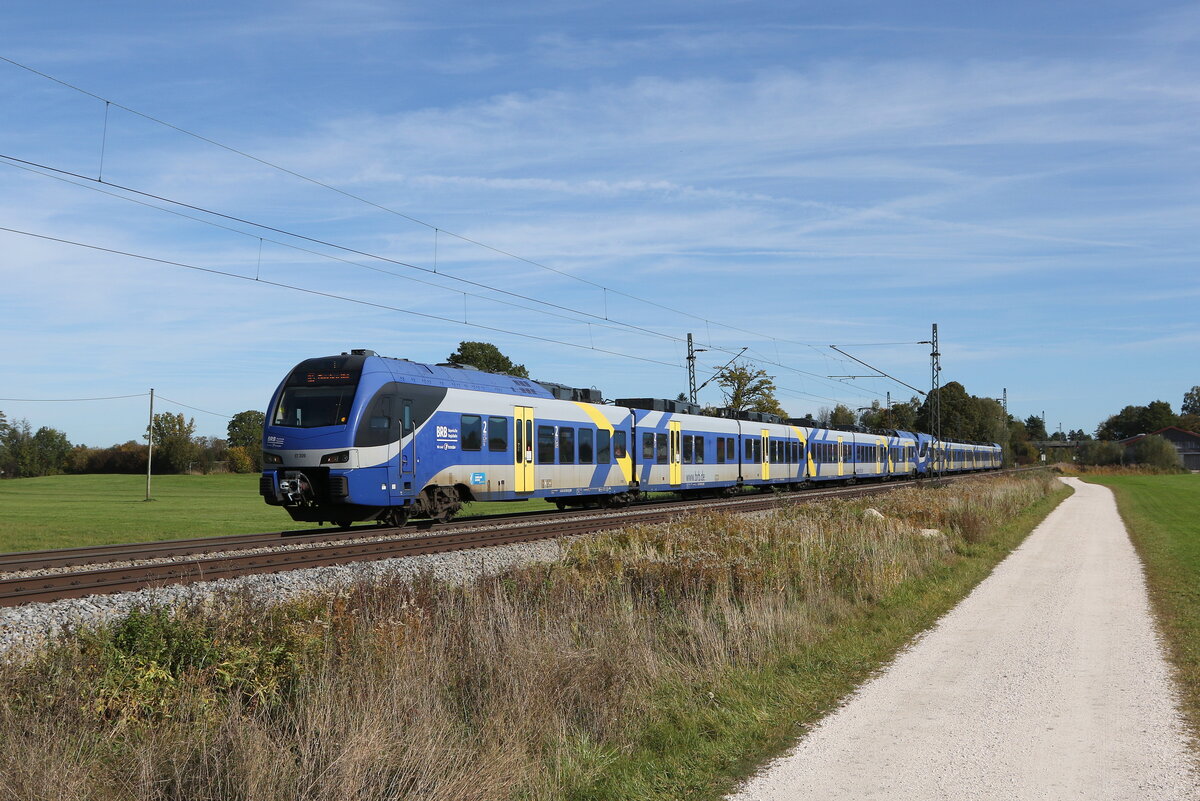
[357,352,557,399]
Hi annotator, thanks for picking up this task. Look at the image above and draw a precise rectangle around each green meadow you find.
[1084,473,1200,743]
[0,474,551,553]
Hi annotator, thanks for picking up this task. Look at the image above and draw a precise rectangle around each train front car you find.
[259,351,396,526]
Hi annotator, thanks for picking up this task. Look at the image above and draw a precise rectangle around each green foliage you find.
[1178,414,1200,435]
[445,341,529,377]
[1183,386,1200,416]
[827,403,856,426]
[226,445,255,473]
[1023,415,1048,441]
[148,412,199,474]
[858,397,920,431]
[0,418,73,478]
[915,382,1008,447]
[715,362,786,417]
[1078,439,1125,466]
[1132,434,1182,470]
[69,607,306,726]
[226,410,265,471]
[1096,400,1177,440]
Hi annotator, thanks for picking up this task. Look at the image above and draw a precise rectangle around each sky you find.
[1,1,1197,447]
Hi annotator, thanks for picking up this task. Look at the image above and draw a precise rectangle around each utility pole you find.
[687,333,697,404]
[145,388,155,502]
[930,323,941,479]
[1002,387,1008,417]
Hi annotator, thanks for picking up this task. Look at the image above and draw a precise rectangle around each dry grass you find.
[0,472,1060,800]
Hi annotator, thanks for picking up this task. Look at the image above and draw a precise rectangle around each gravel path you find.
[729,477,1198,800]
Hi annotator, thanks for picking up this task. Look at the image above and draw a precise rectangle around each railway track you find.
[0,471,1020,608]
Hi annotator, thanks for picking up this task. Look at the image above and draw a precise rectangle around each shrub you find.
[1132,434,1182,470]
[227,445,256,474]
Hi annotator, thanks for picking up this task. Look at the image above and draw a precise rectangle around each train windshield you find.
[272,355,364,429]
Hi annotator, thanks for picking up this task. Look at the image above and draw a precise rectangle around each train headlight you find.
[321,450,351,465]
[263,452,283,465]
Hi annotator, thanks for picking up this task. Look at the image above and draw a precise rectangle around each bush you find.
[1079,440,1124,466]
[226,445,256,474]
[1132,435,1182,470]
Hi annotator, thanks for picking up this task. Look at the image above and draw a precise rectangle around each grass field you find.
[1084,473,1200,745]
[0,474,553,553]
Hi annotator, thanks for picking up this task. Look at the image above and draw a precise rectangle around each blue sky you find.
[2,1,1197,446]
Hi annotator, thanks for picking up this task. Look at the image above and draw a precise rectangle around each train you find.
[259,350,1002,525]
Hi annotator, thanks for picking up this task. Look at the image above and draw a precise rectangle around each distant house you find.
[1119,427,1200,471]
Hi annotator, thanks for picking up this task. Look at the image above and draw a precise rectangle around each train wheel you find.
[335,520,353,528]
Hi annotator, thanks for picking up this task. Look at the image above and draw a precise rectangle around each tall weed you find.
[0,473,1058,800]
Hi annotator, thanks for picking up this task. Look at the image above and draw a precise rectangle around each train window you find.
[559,428,575,464]
[537,426,555,463]
[614,431,627,459]
[515,419,523,461]
[683,435,694,464]
[488,416,508,452]
[695,436,705,464]
[643,432,655,460]
[717,438,726,464]
[597,429,611,464]
[656,433,668,464]
[752,438,762,463]
[745,438,753,461]
[461,415,482,451]
[579,428,594,464]
[725,438,734,462]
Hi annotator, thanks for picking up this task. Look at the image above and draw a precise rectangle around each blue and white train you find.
[260,350,1002,525]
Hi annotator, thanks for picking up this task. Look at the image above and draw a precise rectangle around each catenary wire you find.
[0,152,881,398]
[0,225,683,370]
[0,54,886,355]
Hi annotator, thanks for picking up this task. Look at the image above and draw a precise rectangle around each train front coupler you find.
[278,471,316,505]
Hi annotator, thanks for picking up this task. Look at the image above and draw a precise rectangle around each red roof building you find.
[1119,426,1200,471]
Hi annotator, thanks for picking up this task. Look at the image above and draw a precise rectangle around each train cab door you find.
[397,398,414,497]
[514,406,535,494]
[669,420,682,486]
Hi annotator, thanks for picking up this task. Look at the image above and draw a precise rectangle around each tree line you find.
[0,408,265,479]
[3,341,1194,478]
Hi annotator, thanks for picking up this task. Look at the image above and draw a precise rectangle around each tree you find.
[828,403,856,426]
[227,410,265,471]
[149,412,200,474]
[1023,415,1049,441]
[716,362,787,417]
[1178,414,1200,435]
[0,419,72,477]
[1183,386,1200,416]
[445,341,529,378]
[1096,400,1177,441]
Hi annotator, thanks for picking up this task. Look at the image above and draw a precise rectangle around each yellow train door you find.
[669,420,682,486]
[514,406,534,493]
[761,429,770,480]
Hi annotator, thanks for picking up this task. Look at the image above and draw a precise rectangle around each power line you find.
[155,395,233,419]
[0,224,683,370]
[0,393,147,402]
[0,152,874,399]
[0,53,869,355]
